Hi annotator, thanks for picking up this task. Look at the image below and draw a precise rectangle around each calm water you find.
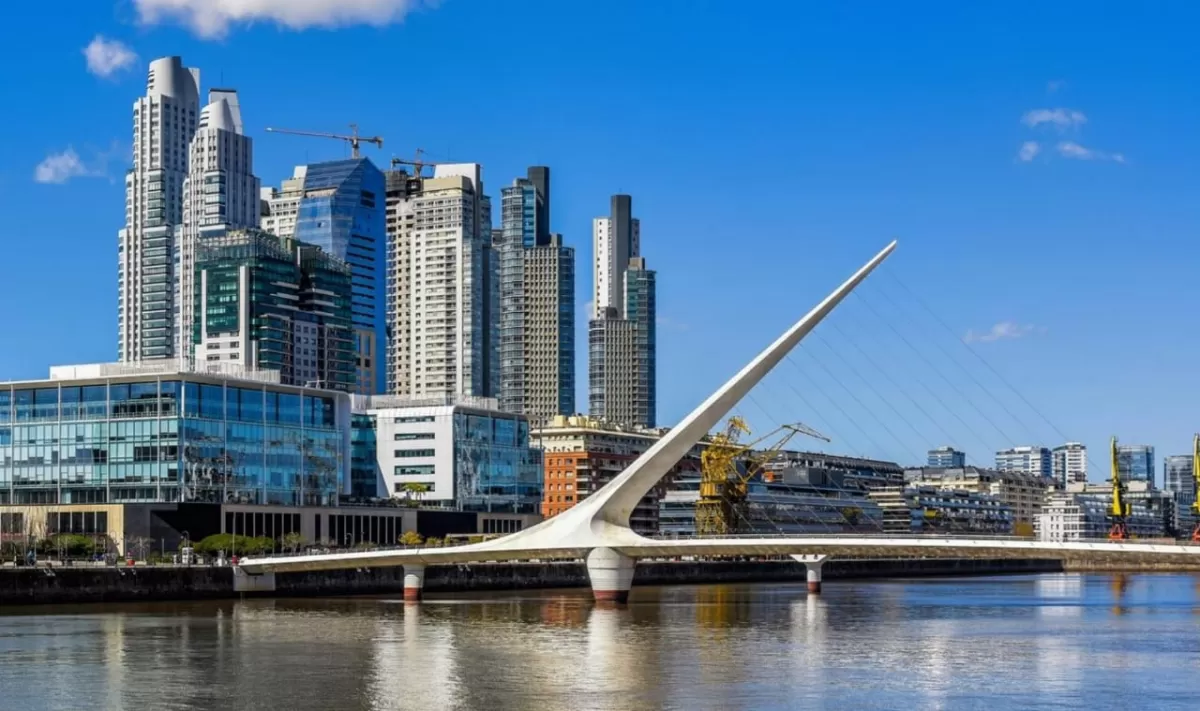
[3,573,1200,710]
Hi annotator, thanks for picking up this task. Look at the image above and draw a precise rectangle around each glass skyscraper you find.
[263,158,386,394]
[1117,444,1155,486]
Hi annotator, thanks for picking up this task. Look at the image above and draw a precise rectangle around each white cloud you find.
[33,144,121,184]
[964,321,1043,344]
[134,0,430,38]
[1057,141,1125,163]
[1021,108,1087,130]
[83,36,138,78]
[1016,141,1040,162]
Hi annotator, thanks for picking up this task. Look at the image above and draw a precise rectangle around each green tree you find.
[423,536,444,548]
[398,531,424,547]
[281,532,307,554]
[402,482,430,506]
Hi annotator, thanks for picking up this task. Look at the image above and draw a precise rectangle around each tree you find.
[423,537,444,548]
[398,531,424,547]
[281,532,307,554]
[402,482,430,506]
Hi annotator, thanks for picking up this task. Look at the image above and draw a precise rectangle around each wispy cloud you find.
[964,321,1044,344]
[82,36,137,78]
[1057,141,1125,163]
[34,144,122,184]
[134,0,431,38]
[1016,141,1041,162]
[1022,108,1087,130]
[1047,80,1066,94]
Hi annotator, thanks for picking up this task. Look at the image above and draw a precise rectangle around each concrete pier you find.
[403,564,426,602]
[587,547,636,604]
[791,554,828,594]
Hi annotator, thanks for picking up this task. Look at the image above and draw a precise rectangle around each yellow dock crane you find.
[1108,436,1132,540]
[696,416,830,536]
[1191,434,1200,543]
[263,124,383,158]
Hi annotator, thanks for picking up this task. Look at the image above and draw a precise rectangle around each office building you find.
[868,486,1013,535]
[193,229,356,391]
[589,196,656,427]
[995,446,1052,480]
[178,88,261,365]
[354,394,543,514]
[119,56,201,363]
[905,465,1050,535]
[1164,454,1194,502]
[927,446,966,468]
[1052,442,1088,487]
[262,159,386,394]
[1037,480,1174,540]
[497,168,575,424]
[1117,443,1155,487]
[533,415,698,534]
[382,164,498,399]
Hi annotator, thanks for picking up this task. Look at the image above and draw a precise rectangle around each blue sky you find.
[2,1,1199,478]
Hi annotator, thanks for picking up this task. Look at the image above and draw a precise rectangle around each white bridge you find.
[238,241,1200,601]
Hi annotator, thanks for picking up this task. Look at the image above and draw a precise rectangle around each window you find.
[394,415,435,424]
[394,432,435,441]
[394,465,434,476]
[394,449,435,458]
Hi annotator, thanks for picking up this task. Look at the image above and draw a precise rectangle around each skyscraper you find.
[497,167,575,424]
[1163,455,1194,504]
[1117,443,1155,487]
[118,56,200,363]
[178,88,260,365]
[261,158,386,394]
[194,228,356,391]
[995,446,1052,479]
[1052,441,1088,487]
[383,163,497,398]
[588,195,656,428]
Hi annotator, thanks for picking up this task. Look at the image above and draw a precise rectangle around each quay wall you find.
[0,557,1070,606]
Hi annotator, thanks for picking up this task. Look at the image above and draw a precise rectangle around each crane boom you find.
[264,124,383,158]
[1109,436,1131,540]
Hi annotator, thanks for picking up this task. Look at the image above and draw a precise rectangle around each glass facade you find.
[292,158,387,393]
[625,262,656,428]
[0,377,346,507]
[1117,444,1155,486]
[349,413,379,499]
[452,411,542,513]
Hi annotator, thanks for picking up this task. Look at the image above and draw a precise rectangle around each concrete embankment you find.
[1,558,1067,606]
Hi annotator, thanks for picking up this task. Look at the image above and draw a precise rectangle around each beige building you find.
[904,466,1051,535]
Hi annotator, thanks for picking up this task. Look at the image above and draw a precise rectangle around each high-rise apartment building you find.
[497,168,575,424]
[588,196,656,428]
[178,89,260,366]
[119,56,201,363]
[927,446,966,468]
[1117,443,1155,487]
[995,446,1052,480]
[261,159,386,394]
[1163,454,1194,503]
[383,164,497,399]
[1052,441,1088,487]
[194,229,356,391]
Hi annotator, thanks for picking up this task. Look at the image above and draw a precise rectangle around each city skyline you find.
[6,1,1200,476]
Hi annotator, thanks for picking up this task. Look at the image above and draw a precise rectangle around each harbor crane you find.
[696,417,831,536]
[1109,436,1132,540]
[264,124,383,158]
[1191,434,1200,542]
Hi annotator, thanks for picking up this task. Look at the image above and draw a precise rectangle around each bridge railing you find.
[646,533,1200,546]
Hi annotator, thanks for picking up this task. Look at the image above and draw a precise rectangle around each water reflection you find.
[3,576,1200,710]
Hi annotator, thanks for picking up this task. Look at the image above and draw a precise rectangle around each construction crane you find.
[1108,436,1132,540]
[263,124,383,158]
[695,417,831,536]
[390,148,438,178]
[1191,434,1200,542]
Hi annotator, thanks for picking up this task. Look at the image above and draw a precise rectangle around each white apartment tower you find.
[177,89,260,365]
[593,194,640,318]
[118,56,200,362]
[1052,442,1088,487]
[384,164,498,398]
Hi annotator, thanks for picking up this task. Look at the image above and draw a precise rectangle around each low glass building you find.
[0,363,351,507]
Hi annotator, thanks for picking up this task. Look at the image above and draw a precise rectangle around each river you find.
[2,573,1199,710]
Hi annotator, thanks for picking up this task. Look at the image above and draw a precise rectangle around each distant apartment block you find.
[1052,441,1088,487]
[927,446,966,468]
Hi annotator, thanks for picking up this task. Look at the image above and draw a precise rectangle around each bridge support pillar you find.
[233,567,275,593]
[403,564,426,603]
[587,547,635,604]
[791,555,827,594]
